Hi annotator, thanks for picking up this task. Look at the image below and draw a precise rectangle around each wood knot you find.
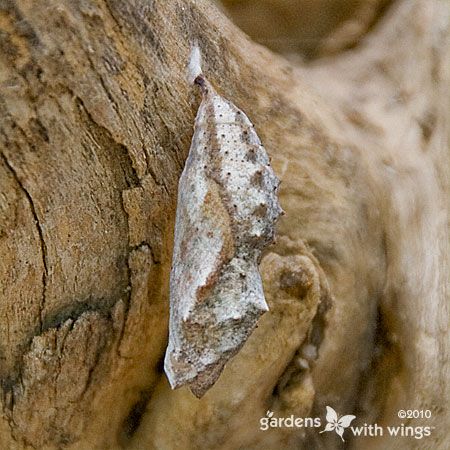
[279,268,312,299]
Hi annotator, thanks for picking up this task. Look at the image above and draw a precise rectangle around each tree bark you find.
[0,0,448,449]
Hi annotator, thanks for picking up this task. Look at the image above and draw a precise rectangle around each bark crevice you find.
[0,149,48,333]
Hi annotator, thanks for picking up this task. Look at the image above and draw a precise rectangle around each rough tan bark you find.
[0,0,448,449]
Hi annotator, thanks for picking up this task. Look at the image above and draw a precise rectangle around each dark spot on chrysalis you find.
[251,170,264,187]
[241,129,250,142]
[254,203,268,217]
[247,148,257,163]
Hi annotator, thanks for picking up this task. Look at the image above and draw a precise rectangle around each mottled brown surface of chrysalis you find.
[164,51,282,397]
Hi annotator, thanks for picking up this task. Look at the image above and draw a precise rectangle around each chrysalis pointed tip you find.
[194,74,208,92]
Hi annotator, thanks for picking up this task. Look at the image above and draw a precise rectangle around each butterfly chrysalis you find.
[164,45,283,397]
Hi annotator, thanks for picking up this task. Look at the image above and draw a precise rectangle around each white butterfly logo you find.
[319,406,356,442]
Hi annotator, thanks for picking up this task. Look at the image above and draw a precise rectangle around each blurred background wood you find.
[219,0,393,57]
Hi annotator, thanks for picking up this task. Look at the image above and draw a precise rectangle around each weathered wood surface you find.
[0,0,448,449]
